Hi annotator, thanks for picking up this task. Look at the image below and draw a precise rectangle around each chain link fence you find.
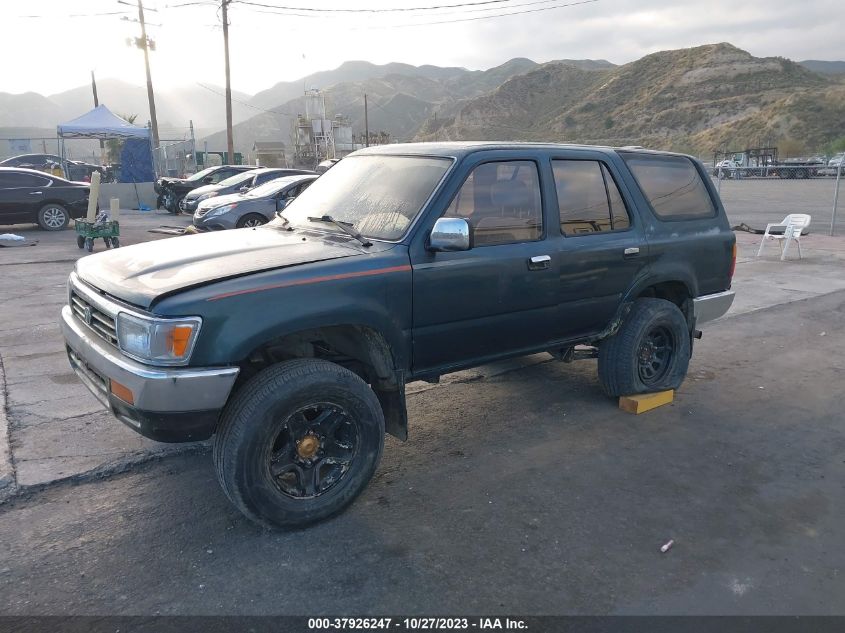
[153,138,196,178]
[711,164,843,236]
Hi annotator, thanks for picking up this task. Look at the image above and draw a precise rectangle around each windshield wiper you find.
[307,215,372,247]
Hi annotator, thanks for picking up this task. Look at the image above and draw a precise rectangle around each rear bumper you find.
[61,305,239,442]
[693,290,735,324]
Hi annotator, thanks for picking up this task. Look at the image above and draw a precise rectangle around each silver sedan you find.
[192,174,318,231]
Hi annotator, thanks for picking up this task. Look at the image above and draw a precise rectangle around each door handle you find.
[528,255,551,271]
[623,247,640,257]
[29,191,43,195]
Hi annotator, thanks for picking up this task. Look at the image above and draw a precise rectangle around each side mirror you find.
[239,185,250,192]
[429,217,470,252]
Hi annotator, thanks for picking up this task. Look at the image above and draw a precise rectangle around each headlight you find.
[206,203,237,218]
[116,312,202,366]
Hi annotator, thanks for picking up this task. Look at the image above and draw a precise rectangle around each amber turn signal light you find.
[109,379,135,405]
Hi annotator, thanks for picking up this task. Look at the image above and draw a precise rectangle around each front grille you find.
[67,347,109,401]
[70,291,118,347]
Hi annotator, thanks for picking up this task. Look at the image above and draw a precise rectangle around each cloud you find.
[2,0,843,95]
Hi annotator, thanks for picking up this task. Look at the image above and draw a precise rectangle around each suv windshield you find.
[277,155,452,241]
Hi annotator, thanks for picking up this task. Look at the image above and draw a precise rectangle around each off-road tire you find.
[37,203,70,231]
[597,298,690,397]
[213,359,385,529]
[236,213,268,228]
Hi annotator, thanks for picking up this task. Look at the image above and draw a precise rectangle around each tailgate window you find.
[622,153,716,220]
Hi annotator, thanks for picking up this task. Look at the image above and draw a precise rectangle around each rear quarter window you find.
[622,153,716,220]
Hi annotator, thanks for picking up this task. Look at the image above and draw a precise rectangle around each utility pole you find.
[91,70,105,155]
[364,93,369,148]
[222,0,235,163]
[121,0,160,148]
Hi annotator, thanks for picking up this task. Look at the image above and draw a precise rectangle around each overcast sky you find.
[4,0,844,96]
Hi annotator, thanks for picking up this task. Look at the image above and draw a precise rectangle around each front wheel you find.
[597,298,691,397]
[213,359,385,529]
[236,213,268,228]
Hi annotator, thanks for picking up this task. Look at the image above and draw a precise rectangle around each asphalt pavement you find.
[1,207,844,615]
[1,285,844,615]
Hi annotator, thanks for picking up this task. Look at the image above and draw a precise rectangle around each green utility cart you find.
[74,219,120,253]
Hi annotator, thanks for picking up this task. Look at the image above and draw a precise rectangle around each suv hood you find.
[75,227,370,309]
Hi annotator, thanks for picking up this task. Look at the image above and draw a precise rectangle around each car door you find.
[0,171,52,222]
[410,156,559,374]
[549,154,650,339]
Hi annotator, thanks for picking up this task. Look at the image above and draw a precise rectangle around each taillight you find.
[728,242,737,282]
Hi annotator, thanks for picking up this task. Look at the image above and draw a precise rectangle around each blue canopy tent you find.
[57,105,155,182]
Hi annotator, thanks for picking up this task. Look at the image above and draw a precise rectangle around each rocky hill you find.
[424,44,844,154]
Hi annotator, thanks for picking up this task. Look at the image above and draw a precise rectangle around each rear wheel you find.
[597,298,690,397]
[213,359,385,529]
[236,213,268,228]
[37,204,70,231]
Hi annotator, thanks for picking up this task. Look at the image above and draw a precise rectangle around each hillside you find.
[424,44,843,154]
[0,80,255,137]
[799,60,845,76]
[199,57,574,154]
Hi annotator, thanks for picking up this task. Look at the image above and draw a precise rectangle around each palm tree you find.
[105,113,139,164]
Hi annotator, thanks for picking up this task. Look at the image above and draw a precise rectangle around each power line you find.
[233,0,570,13]
[196,83,294,116]
[237,0,599,27]
[244,0,579,19]
[11,10,130,18]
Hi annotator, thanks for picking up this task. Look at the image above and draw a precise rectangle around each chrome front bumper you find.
[693,290,735,324]
[61,305,239,437]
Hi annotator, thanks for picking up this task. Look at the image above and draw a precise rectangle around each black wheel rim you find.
[243,217,264,227]
[268,403,359,499]
[637,325,674,385]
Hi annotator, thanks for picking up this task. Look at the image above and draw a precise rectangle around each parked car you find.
[154,165,256,213]
[61,142,736,528]
[0,167,90,230]
[315,158,339,173]
[192,174,318,230]
[180,168,315,213]
[0,153,64,169]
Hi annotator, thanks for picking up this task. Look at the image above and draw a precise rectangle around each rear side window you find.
[622,153,716,220]
[553,160,631,235]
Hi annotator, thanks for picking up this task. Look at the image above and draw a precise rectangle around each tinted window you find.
[0,172,50,188]
[444,160,543,246]
[553,160,630,235]
[622,153,716,220]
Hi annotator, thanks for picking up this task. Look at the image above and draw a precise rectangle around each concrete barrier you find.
[98,182,157,210]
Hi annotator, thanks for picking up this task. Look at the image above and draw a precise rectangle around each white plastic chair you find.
[756,214,811,261]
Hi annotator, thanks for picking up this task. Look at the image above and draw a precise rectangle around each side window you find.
[553,160,630,235]
[622,153,716,220]
[0,172,50,188]
[444,160,542,246]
